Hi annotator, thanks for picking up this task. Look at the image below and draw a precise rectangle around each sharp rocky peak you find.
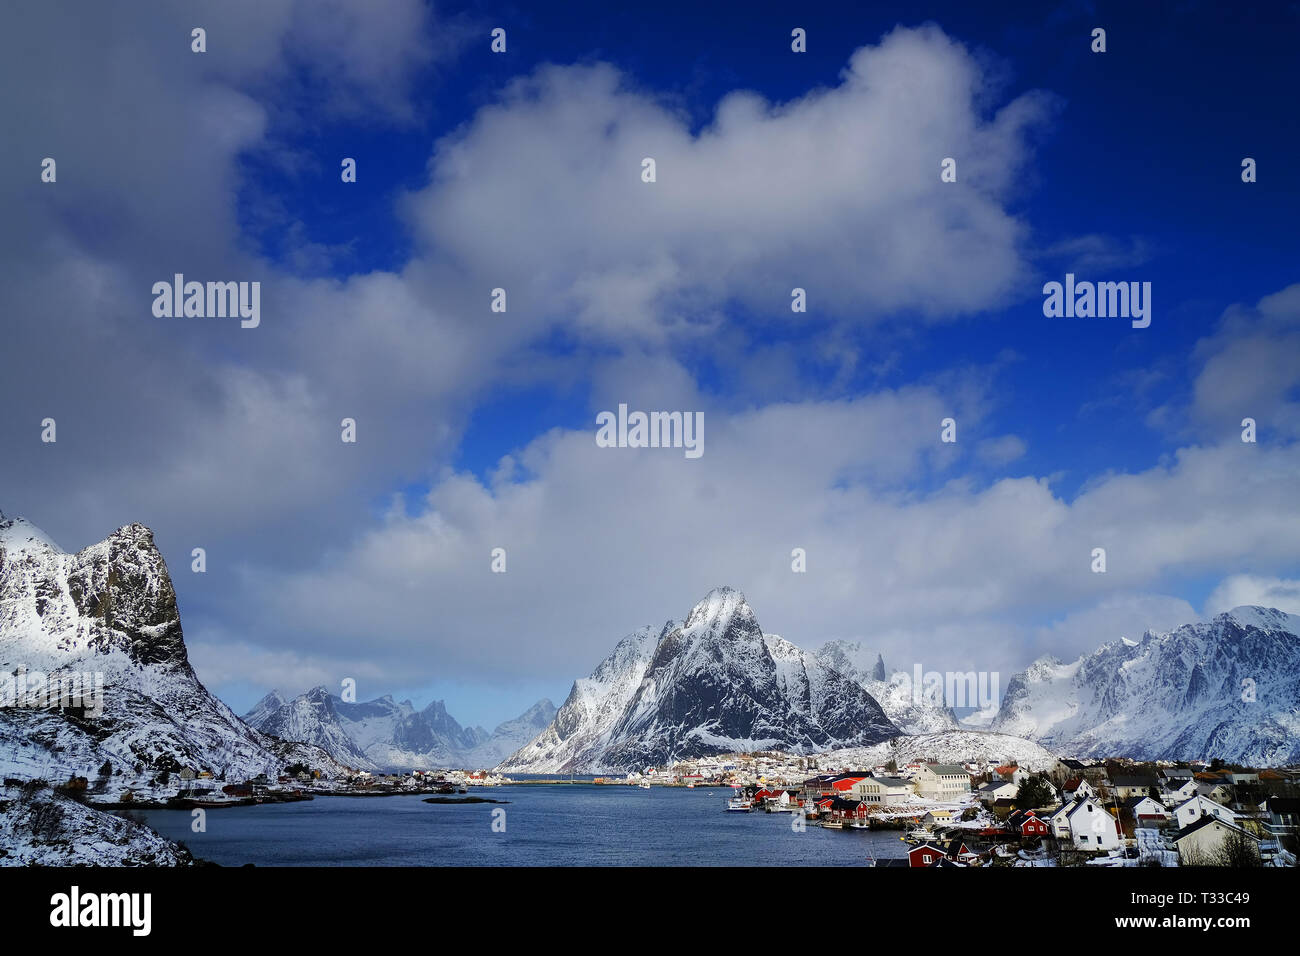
[682,586,757,636]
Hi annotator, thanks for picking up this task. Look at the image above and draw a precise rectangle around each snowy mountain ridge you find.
[0,511,346,787]
[244,687,557,771]
[813,640,961,734]
[991,606,1300,764]
[501,587,901,772]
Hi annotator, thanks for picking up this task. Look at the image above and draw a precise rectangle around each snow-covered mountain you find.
[814,641,960,733]
[496,624,668,773]
[246,687,378,770]
[244,688,556,771]
[0,781,194,866]
[990,606,1300,765]
[501,588,901,772]
[0,512,346,786]
[464,697,557,767]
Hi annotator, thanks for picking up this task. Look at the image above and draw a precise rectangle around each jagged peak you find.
[683,586,753,630]
[1216,605,1299,633]
[0,512,63,554]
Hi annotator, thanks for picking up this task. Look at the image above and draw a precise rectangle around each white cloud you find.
[1191,283,1300,440]
[1205,575,1300,617]
[1028,593,1198,664]
[237,384,1300,691]
[405,25,1056,342]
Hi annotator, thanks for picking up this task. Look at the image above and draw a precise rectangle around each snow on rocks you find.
[0,781,193,867]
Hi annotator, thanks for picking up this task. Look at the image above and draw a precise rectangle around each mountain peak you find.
[504,589,899,772]
[992,605,1300,764]
[0,513,62,554]
[1219,605,1299,633]
[683,586,752,631]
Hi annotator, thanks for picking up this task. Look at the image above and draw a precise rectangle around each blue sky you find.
[3,1,1299,730]
[242,0,1299,499]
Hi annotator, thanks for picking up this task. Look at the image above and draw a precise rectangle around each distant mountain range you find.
[6,507,1298,784]
[991,606,1300,765]
[0,512,345,785]
[500,587,901,772]
[242,688,556,772]
[812,641,960,734]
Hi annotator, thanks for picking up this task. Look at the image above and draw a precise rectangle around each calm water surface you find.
[137,783,912,866]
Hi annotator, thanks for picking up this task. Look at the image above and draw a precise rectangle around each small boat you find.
[188,797,241,808]
[725,796,753,812]
[821,818,844,829]
[850,819,871,829]
[639,780,651,789]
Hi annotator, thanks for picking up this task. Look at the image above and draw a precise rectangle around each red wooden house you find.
[908,842,948,867]
[1019,811,1050,837]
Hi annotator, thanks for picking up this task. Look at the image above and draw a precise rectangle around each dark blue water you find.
[136,785,912,866]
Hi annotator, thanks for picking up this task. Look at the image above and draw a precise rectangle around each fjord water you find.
[137,784,910,866]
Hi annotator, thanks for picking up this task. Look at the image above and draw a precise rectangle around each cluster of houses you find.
[968,759,1300,866]
[73,764,515,808]
[706,752,1299,867]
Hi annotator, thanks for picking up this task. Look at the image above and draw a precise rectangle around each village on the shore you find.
[608,751,1300,868]
[26,746,1299,869]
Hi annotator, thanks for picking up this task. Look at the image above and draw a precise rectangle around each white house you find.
[995,765,1030,785]
[1062,777,1097,802]
[1045,802,1075,840]
[1161,778,1196,802]
[976,780,1018,804]
[1172,794,1238,831]
[1064,797,1122,852]
[1124,795,1169,826]
[1173,816,1259,866]
[853,776,914,805]
[914,764,971,801]
[1110,776,1159,801]
[1196,781,1235,804]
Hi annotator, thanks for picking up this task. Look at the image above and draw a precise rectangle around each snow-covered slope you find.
[0,781,194,866]
[463,698,557,768]
[818,730,1058,772]
[0,511,346,787]
[245,689,556,771]
[501,588,900,772]
[814,641,960,733]
[249,687,378,770]
[496,624,668,772]
[991,606,1300,764]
